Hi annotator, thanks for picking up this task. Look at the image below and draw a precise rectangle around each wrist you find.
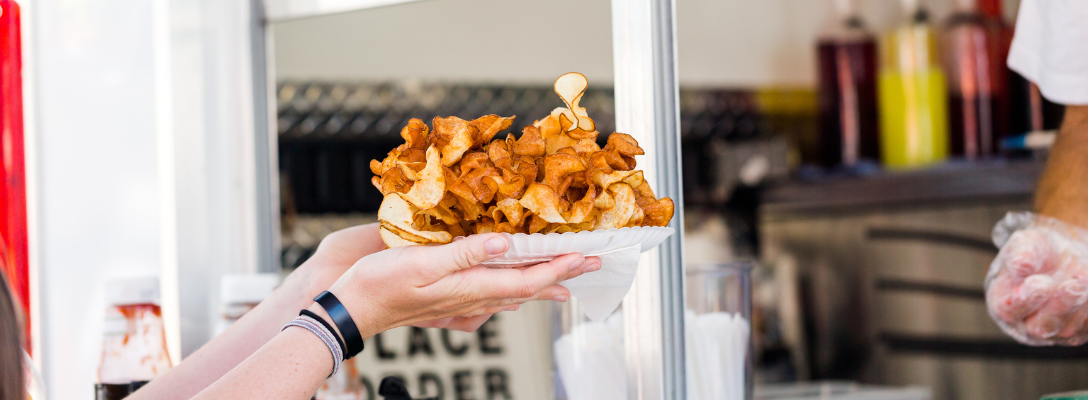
[308,288,389,348]
[286,256,344,309]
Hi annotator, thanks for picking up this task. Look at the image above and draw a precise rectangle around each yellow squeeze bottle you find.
[878,0,949,169]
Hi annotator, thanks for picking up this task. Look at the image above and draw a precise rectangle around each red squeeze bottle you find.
[816,0,879,167]
[0,0,30,348]
[941,0,1011,159]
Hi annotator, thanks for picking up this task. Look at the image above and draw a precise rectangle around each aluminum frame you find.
[264,0,428,22]
[255,0,688,398]
[612,0,687,399]
[252,0,281,273]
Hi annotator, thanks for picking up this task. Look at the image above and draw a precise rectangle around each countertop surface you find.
[761,160,1044,215]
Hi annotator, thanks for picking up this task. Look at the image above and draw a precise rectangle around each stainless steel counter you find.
[758,160,1088,400]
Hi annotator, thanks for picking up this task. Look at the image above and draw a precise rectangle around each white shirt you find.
[1008,0,1088,105]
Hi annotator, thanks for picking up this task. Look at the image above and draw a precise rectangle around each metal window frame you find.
[253,1,687,398]
[612,0,687,398]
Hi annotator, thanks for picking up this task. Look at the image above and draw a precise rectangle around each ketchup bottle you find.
[0,0,30,345]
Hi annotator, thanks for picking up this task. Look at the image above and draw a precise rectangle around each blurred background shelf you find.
[762,160,1045,217]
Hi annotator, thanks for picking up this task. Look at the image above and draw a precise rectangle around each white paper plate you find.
[479,226,674,268]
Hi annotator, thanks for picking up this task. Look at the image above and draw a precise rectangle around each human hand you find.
[317,232,600,338]
[986,228,1088,345]
[286,223,388,305]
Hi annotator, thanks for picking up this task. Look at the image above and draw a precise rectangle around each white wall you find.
[169,0,270,358]
[272,0,1008,87]
[31,0,269,398]
[32,0,171,398]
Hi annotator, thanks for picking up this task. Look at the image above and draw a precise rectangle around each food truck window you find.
[269,2,617,399]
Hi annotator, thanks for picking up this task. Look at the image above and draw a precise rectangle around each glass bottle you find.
[878,0,949,169]
[97,276,172,396]
[817,0,879,168]
[215,273,279,336]
[941,0,1011,159]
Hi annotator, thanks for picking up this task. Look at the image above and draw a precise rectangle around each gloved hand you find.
[986,212,1088,346]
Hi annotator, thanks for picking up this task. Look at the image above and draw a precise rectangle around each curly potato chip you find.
[377,194,453,245]
[597,183,637,230]
[490,198,526,228]
[594,189,615,210]
[513,126,546,158]
[372,73,673,248]
[401,118,431,149]
[380,226,422,248]
[574,139,601,154]
[542,153,588,192]
[535,114,580,155]
[519,183,567,223]
[470,114,515,144]
[604,133,645,156]
[402,146,445,209]
[433,116,479,166]
[378,167,410,195]
[590,168,637,190]
[641,197,674,227]
[565,185,597,224]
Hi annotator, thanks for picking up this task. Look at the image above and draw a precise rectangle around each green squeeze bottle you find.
[878,0,949,169]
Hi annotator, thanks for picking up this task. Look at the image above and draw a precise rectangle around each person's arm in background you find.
[984,0,1088,345]
[1035,105,1088,228]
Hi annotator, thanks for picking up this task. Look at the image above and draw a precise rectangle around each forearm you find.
[129,264,330,400]
[1035,105,1088,228]
[191,327,333,400]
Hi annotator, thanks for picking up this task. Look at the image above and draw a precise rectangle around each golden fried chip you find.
[574,139,601,154]
[432,116,479,166]
[513,126,546,157]
[416,203,460,225]
[380,226,421,248]
[470,115,515,143]
[519,183,567,223]
[379,167,410,195]
[377,194,453,244]
[542,153,588,192]
[589,150,630,171]
[401,118,430,149]
[527,213,549,234]
[401,146,445,209]
[489,198,525,227]
[603,133,645,156]
[641,198,674,227]
[474,217,496,234]
[594,189,615,210]
[535,114,580,155]
[370,73,673,248]
[565,185,597,224]
[590,168,637,190]
[486,139,513,169]
[455,194,486,221]
[597,183,637,229]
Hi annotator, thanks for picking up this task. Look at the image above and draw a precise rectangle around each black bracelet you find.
[299,309,347,360]
[313,291,365,359]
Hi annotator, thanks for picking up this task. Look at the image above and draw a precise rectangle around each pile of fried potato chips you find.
[371,73,674,248]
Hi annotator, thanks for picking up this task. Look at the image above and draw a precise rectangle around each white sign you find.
[320,302,555,400]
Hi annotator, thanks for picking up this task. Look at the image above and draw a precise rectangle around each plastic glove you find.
[985,212,1088,346]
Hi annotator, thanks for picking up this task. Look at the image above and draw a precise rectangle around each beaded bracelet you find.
[282,315,342,377]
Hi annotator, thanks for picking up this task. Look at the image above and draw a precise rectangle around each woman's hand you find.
[289,223,387,302]
[314,232,600,339]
